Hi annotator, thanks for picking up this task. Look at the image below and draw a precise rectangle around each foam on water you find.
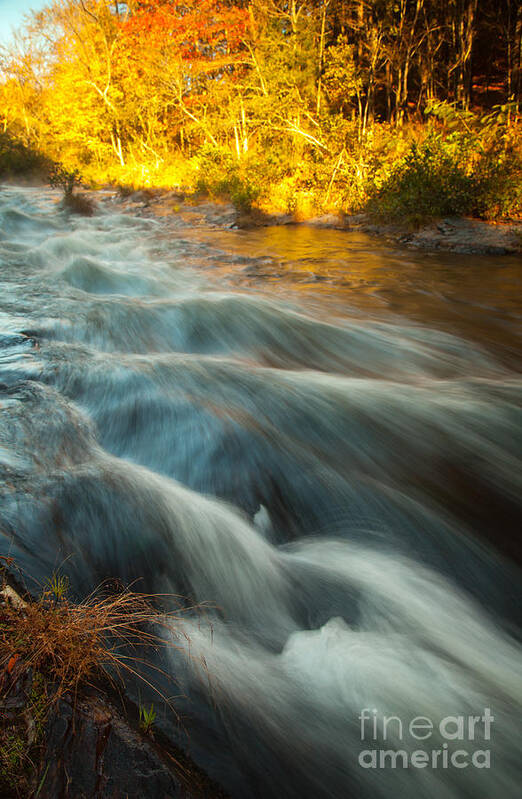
[0,184,520,798]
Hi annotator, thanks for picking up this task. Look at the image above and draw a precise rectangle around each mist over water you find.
[0,185,521,798]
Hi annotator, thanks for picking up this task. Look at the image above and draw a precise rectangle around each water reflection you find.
[189,224,522,366]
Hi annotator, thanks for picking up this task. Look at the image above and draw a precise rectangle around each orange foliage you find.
[120,0,249,60]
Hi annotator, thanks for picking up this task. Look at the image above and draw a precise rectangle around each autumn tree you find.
[117,0,250,152]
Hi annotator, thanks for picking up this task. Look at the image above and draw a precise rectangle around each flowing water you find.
[0,185,521,798]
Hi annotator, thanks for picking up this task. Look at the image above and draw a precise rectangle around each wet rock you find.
[302,213,348,229]
[43,695,197,799]
[98,186,521,255]
[406,217,521,253]
[352,214,522,254]
[236,209,293,227]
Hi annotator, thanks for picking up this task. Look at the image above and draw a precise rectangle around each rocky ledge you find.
[355,215,522,255]
[107,189,522,256]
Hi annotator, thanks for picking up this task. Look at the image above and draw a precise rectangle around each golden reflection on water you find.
[188,224,522,367]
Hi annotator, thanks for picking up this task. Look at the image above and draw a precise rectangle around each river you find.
[0,185,520,798]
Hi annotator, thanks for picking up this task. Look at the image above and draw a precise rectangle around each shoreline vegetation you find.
[1,138,521,255]
[114,184,522,254]
[0,1,521,236]
[0,561,224,798]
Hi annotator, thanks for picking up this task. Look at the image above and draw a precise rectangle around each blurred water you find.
[0,185,520,798]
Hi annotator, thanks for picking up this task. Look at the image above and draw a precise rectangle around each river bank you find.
[103,187,522,256]
[4,177,521,255]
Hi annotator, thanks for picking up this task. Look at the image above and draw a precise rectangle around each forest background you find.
[1,0,521,224]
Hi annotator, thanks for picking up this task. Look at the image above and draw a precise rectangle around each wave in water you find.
[0,185,520,798]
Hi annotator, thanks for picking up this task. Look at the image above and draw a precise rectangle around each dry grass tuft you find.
[62,192,96,216]
[0,569,193,709]
[0,566,196,797]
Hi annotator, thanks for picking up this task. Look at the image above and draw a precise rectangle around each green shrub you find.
[49,164,81,198]
[366,136,475,225]
[194,145,260,212]
[366,124,522,225]
[471,142,522,220]
[0,132,50,178]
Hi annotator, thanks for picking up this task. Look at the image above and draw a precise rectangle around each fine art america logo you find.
[358,708,494,769]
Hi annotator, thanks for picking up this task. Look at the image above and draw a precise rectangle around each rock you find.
[100,186,522,255]
[302,213,348,229]
[0,584,27,610]
[43,694,197,799]
[407,217,521,254]
[345,213,522,255]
